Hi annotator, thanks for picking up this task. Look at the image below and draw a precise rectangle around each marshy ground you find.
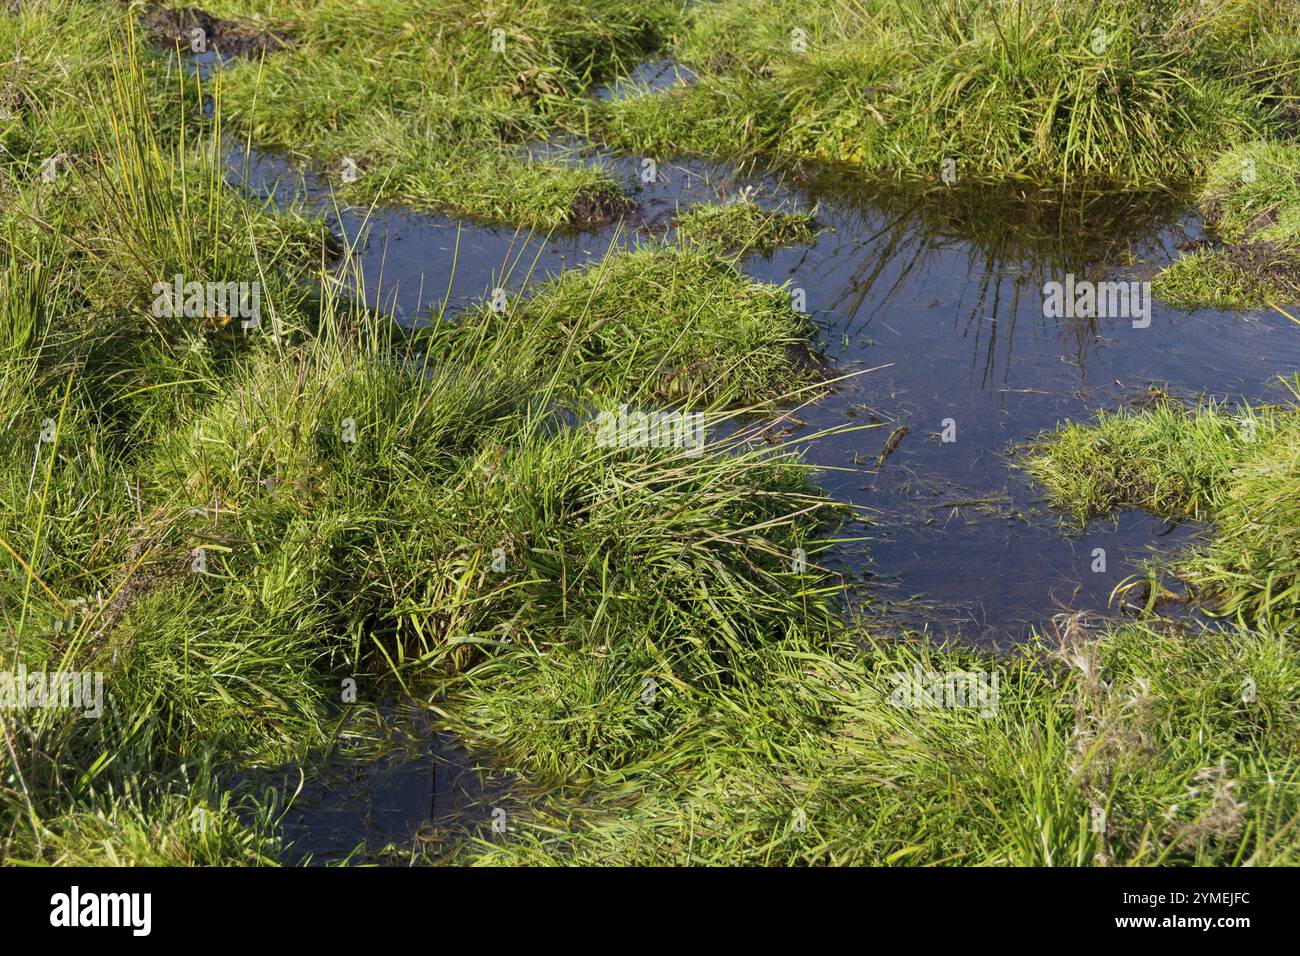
[1,0,1298,866]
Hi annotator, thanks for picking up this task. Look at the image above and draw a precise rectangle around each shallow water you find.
[225,142,1300,643]
[250,705,511,864]
[204,56,1300,859]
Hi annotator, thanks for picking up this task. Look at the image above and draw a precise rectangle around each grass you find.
[1155,142,1300,309]
[183,0,681,228]
[110,0,1299,223]
[0,12,847,863]
[1024,382,1300,631]
[597,0,1298,190]
[675,198,819,255]
[0,0,1297,868]
[431,238,822,407]
[435,620,1298,865]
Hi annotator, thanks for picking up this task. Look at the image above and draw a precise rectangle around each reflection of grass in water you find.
[803,178,1186,387]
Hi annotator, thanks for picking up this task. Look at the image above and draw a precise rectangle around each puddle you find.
[188,52,1300,856]
[248,702,513,865]
[223,138,1300,643]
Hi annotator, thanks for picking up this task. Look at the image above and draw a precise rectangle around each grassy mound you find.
[1156,142,1300,309]
[598,0,1297,189]
[1024,385,1300,630]
[183,0,681,227]
[434,241,821,407]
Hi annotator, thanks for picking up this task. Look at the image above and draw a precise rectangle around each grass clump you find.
[187,0,680,227]
[1,12,842,864]
[1156,142,1300,309]
[676,199,818,255]
[1154,245,1300,310]
[598,0,1297,190]
[442,241,822,406]
[1024,386,1300,630]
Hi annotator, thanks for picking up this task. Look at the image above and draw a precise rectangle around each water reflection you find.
[221,139,1300,641]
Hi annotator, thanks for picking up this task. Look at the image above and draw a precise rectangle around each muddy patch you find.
[567,184,638,228]
[1181,236,1300,300]
[1217,239,1300,291]
[141,7,291,60]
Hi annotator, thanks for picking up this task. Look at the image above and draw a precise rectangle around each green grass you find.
[0,15,844,863]
[1155,142,1300,309]
[432,239,822,407]
[1,0,1297,868]
[676,198,819,255]
[1024,384,1300,631]
[190,0,681,227]
[440,622,1298,866]
[117,0,1300,224]
[597,0,1297,190]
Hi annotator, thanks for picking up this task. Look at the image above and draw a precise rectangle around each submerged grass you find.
[675,198,819,255]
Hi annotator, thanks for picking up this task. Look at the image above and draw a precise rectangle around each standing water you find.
[210,60,1300,860]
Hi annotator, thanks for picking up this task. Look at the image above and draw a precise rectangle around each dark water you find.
[201,55,1300,859]
[249,703,512,864]
[225,143,1300,643]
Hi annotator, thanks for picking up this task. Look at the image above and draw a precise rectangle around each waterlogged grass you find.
[436,240,822,407]
[185,0,680,227]
[1156,142,1300,309]
[0,17,846,863]
[1154,246,1300,310]
[1,2,1298,868]
[1025,385,1300,631]
[676,198,818,255]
